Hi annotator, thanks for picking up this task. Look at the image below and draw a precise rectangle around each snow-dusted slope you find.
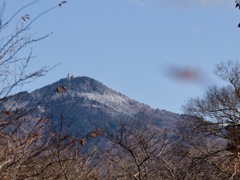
[0,76,185,134]
[33,76,151,117]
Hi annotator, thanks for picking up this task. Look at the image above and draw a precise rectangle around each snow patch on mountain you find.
[2,100,28,111]
[77,92,137,115]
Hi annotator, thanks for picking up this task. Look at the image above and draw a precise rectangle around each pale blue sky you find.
[4,0,240,113]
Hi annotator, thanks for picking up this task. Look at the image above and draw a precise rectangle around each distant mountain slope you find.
[0,76,188,135]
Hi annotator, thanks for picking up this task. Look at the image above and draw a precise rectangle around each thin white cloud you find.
[195,0,230,5]
[132,0,231,6]
[168,0,231,6]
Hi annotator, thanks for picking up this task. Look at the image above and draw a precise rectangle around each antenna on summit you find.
[67,73,74,80]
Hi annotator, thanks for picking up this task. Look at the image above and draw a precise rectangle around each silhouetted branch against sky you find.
[235,0,240,27]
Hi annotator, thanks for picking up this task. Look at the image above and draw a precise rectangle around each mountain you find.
[0,76,189,136]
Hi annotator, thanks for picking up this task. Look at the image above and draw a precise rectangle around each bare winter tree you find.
[183,60,240,179]
[0,1,104,179]
[1,0,53,97]
[97,120,179,180]
[0,86,104,179]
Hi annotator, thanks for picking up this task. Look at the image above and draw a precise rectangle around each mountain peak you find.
[34,76,109,95]
[1,75,185,136]
[57,76,112,94]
